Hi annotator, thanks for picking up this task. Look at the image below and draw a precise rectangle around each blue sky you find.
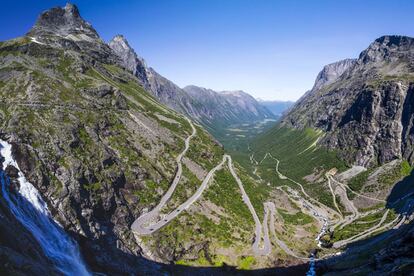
[1,0,413,101]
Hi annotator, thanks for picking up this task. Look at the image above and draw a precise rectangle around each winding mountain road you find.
[264,152,340,218]
[132,135,408,261]
[326,174,343,217]
[331,176,386,203]
[132,153,272,256]
[266,202,311,260]
[132,155,227,235]
[333,210,396,248]
[227,156,271,255]
[132,129,272,256]
[131,117,196,234]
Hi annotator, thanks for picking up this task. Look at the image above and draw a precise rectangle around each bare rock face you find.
[108,35,151,90]
[27,3,118,64]
[27,3,100,40]
[5,165,20,192]
[281,35,414,167]
[359,35,414,64]
[312,59,356,91]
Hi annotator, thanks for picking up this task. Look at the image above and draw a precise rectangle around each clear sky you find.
[1,0,413,101]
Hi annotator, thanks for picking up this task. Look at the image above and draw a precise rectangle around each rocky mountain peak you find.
[358,35,414,64]
[108,34,149,86]
[312,58,356,90]
[63,2,79,16]
[110,35,133,51]
[281,35,414,166]
[27,3,100,40]
[375,35,414,48]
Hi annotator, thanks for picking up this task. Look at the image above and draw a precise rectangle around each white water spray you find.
[0,140,90,275]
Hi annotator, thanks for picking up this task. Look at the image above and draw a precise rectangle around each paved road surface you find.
[131,117,196,234]
[226,156,271,255]
[132,154,227,235]
[132,151,273,256]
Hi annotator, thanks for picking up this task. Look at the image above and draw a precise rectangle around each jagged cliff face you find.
[312,59,357,91]
[0,4,282,274]
[28,4,99,39]
[108,35,275,128]
[108,35,150,90]
[281,36,414,166]
[0,3,227,274]
[27,3,117,64]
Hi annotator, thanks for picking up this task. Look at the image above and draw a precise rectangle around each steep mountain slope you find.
[2,3,413,275]
[108,35,275,131]
[0,3,234,273]
[248,35,414,274]
[281,36,414,167]
[0,3,298,274]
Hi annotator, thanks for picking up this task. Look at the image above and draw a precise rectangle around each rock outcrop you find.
[108,35,151,91]
[0,3,215,274]
[312,59,357,91]
[281,35,414,167]
[27,3,118,64]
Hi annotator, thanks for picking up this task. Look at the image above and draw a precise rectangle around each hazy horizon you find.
[2,0,413,101]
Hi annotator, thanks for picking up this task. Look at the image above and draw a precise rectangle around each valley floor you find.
[132,120,414,273]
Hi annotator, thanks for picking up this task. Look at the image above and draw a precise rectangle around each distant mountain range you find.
[256,99,294,117]
[108,35,276,133]
[1,2,413,275]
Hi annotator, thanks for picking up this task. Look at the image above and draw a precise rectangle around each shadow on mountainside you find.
[386,169,414,212]
[84,167,414,275]
[0,164,308,275]
[78,235,309,275]
[317,170,414,275]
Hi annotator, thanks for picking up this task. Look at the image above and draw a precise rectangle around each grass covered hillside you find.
[0,16,279,273]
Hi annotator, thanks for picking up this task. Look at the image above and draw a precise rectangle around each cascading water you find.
[306,213,328,275]
[0,140,90,275]
[306,253,316,276]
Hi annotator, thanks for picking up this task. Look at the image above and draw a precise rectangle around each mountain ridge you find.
[0,3,285,273]
[280,35,414,166]
[108,35,276,130]
[1,3,413,275]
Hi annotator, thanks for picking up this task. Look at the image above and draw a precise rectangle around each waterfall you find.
[306,215,328,275]
[0,140,90,275]
[306,254,316,276]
